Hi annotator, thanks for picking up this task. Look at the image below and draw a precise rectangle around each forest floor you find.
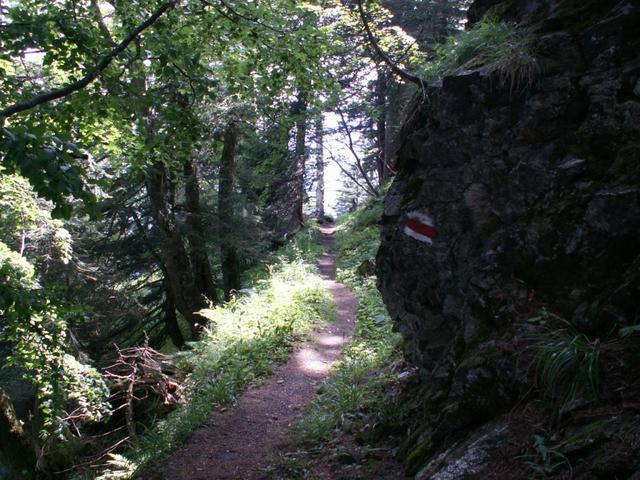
[143,226,358,480]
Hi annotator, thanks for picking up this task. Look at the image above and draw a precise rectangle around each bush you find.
[334,196,384,286]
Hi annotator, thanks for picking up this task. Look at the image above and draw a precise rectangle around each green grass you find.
[420,17,540,91]
[530,311,601,412]
[242,225,327,287]
[260,452,317,480]
[84,249,333,479]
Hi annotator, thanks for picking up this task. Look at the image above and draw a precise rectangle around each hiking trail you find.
[146,226,356,480]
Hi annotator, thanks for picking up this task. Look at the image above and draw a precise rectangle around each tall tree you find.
[0,0,356,472]
[291,92,309,229]
[218,121,241,300]
[145,160,208,336]
[184,155,219,302]
[315,114,326,220]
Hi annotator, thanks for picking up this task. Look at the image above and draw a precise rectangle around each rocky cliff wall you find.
[376,1,640,477]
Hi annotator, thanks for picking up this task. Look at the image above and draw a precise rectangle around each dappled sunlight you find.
[293,330,351,377]
[295,348,335,376]
[316,334,347,347]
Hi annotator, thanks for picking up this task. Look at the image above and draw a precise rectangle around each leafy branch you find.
[0,1,177,119]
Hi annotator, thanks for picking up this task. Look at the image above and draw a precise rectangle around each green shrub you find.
[242,226,326,286]
[334,196,384,286]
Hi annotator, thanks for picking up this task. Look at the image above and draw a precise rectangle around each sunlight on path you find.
[144,228,356,480]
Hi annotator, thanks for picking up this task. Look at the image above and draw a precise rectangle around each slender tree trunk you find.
[163,281,185,347]
[315,114,325,220]
[0,388,36,478]
[146,162,207,336]
[218,122,241,300]
[292,93,308,228]
[375,70,392,186]
[184,158,218,302]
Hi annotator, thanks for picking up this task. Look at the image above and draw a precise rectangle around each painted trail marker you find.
[404,211,438,245]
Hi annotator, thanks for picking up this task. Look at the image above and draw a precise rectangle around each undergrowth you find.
[266,197,403,478]
[334,198,384,283]
[242,226,327,286]
[517,434,570,478]
[533,322,601,411]
[421,17,540,91]
[84,236,333,479]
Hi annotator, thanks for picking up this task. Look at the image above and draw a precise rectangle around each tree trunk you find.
[146,161,207,336]
[218,122,241,300]
[184,158,218,302]
[127,36,207,338]
[315,114,325,220]
[375,70,393,186]
[163,281,185,347]
[292,93,308,228]
[0,388,36,479]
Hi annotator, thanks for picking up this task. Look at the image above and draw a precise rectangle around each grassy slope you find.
[83,233,333,479]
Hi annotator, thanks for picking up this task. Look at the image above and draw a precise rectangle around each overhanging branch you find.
[357,0,424,86]
[0,1,177,119]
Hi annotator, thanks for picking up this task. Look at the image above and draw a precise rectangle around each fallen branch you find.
[103,336,183,438]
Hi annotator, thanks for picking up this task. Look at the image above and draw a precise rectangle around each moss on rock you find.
[404,435,434,476]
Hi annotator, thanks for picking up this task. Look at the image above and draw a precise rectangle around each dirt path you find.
[146,226,356,480]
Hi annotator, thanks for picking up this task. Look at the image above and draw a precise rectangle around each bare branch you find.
[308,134,377,197]
[90,0,115,46]
[357,0,424,86]
[0,1,177,119]
[336,109,379,196]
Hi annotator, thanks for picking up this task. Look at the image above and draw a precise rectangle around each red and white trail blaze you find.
[404,211,438,245]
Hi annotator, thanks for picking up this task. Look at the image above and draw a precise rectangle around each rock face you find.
[377,0,640,476]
